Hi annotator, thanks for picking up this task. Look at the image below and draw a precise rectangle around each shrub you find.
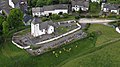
[83,23,91,31]
[42,17,50,22]
[63,13,69,18]
[50,14,60,20]
[75,15,80,19]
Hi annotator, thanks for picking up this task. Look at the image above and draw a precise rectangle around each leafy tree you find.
[46,0,53,5]
[31,0,37,7]
[52,0,59,5]
[7,8,23,29]
[0,16,5,33]
[36,0,45,7]
[2,21,9,34]
[75,15,80,20]
[0,35,4,45]
[89,2,100,14]
[59,0,69,4]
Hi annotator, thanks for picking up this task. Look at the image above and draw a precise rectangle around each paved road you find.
[79,18,118,23]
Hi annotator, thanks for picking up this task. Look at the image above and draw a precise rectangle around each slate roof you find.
[32,7,44,13]
[32,4,69,13]
[0,0,11,15]
[23,14,33,23]
[103,4,120,10]
[101,0,107,3]
[39,20,55,30]
[31,17,55,30]
[71,0,89,8]
[31,17,42,24]
[0,0,27,15]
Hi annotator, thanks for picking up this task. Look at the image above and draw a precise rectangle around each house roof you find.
[20,2,28,13]
[101,0,107,3]
[32,7,39,13]
[103,4,120,10]
[39,20,55,30]
[32,4,69,13]
[0,0,11,15]
[23,14,33,23]
[43,4,69,11]
[31,17,42,24]
[12,0,19,5]
[31,17,55,30]
[0,0,27,15]
[71,0,89,8]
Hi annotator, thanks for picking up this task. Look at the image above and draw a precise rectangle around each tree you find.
[0,16,5,33]
[36,0,45,7]
[89,2,100,14]
[2,21,9,34]
[59,0,69,4]
[31,0,37,7]
[46,0,53,5]
[52,0,59,4]
[7,8,23,29]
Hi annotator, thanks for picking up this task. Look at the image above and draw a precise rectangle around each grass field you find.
[56,26,70,34]
[88,24,120,46]
[0,36,95,67]
[1,24,120,67]
[60,40,120,67]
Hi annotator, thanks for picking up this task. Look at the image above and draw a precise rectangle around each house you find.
[101,0,107,3]
[31,18,55,37]
[23,14,33,26]
[91,0,100,3]
[71,0,89,11]
[32,4,69,17]
[0,0,11,16]
[19,0,28,13]
[0,0,30,26]
[0,0,28,16]
[101,0,107,10]
[103,4,120,15]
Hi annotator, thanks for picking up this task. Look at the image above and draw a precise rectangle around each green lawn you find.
[0,36,95,67]
[58,24,120,67]
[88,24,120,46]
[56,26,70,34]
[15,28,30,36]
[60,39,120,67]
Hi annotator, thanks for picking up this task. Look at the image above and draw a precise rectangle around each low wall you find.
[116,27,120,33]
[12,41,30,49]
[36,25,81,45]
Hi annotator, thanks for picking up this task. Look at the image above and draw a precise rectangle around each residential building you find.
[32,4,69,17]
[23,14,33,26]
[91,0,100,3]
[71,0,89,11]
[0,0,28,16]
[103,4,120,15]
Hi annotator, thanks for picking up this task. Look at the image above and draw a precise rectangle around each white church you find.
[31,18,55,37]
